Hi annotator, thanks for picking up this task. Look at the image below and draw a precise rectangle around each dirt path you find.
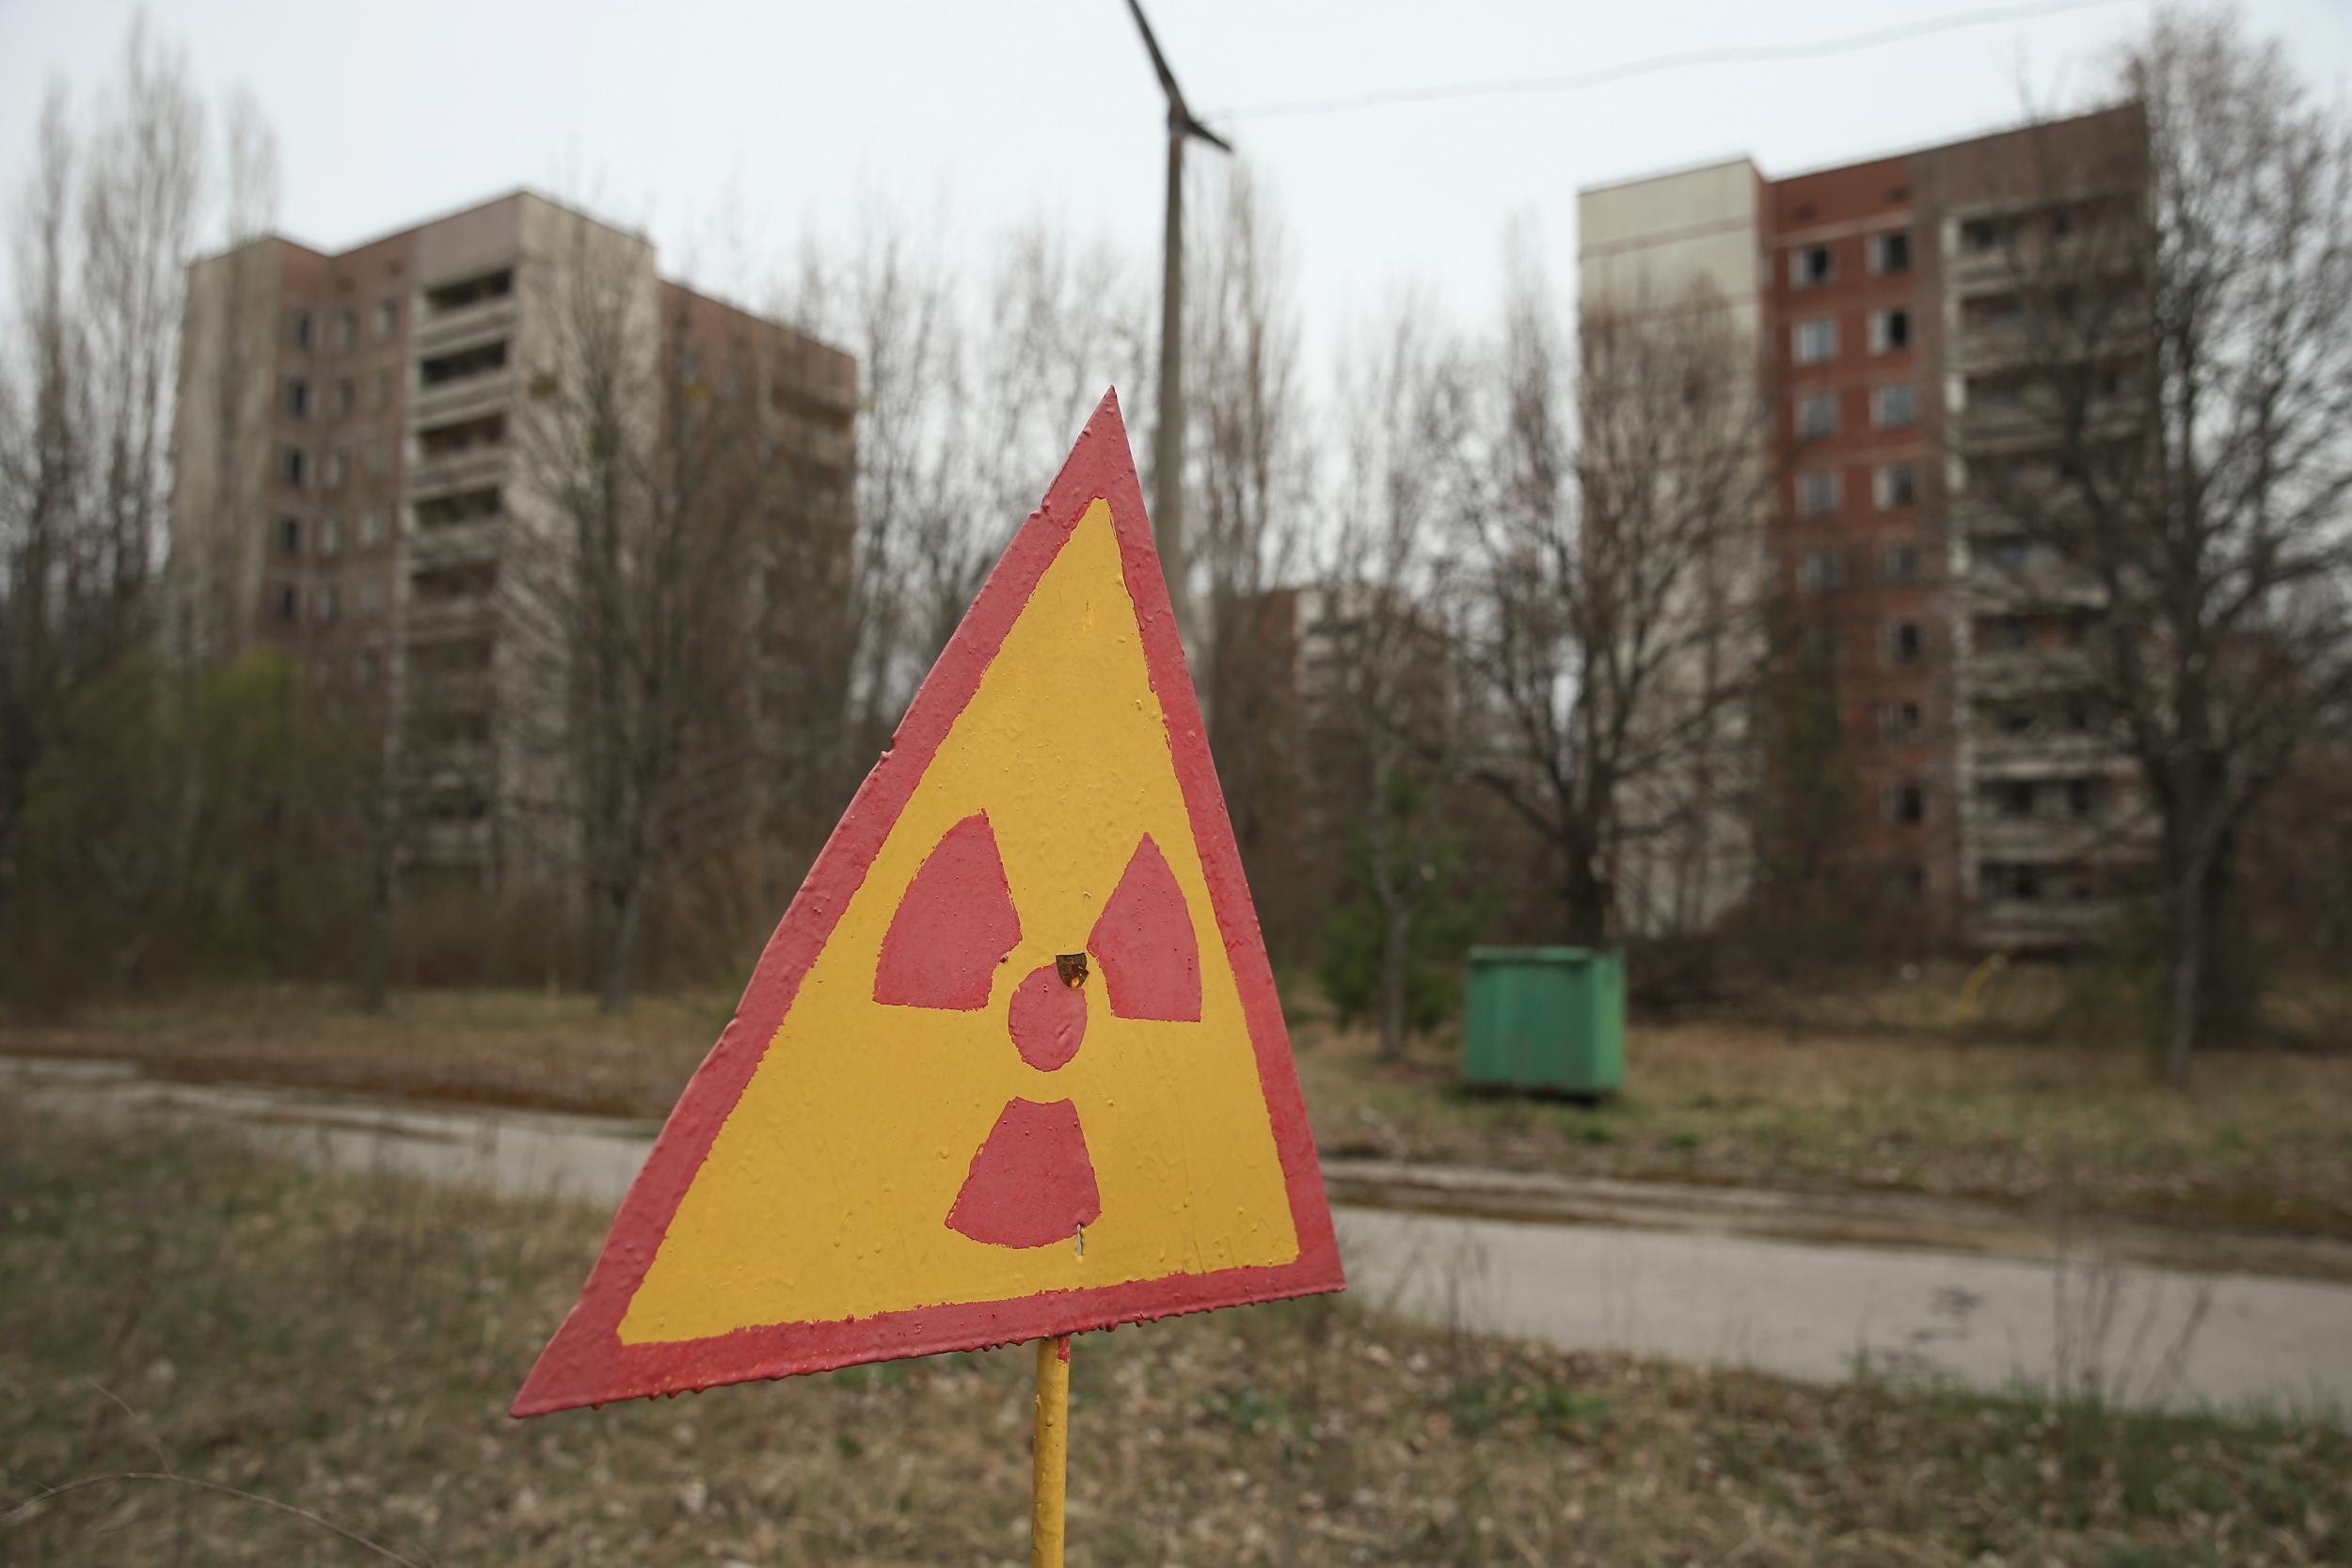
[10,1054,2346,1413]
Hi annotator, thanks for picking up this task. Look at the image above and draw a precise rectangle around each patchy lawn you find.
[7,977,2351,1234]
[1293,1015,2352,1234]
[4,1109,2344,1567]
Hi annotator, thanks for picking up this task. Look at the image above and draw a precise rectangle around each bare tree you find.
[789,211,1147,753]
[510,220,824,1012]
[1963,9,2352,1080]
[1185,161,1314,941]
[1454,266,1775,955]
[1316,300,1477,1061]
[0,20,207,914]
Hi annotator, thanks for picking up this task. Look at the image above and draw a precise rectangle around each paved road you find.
[10,1056,2346,1414]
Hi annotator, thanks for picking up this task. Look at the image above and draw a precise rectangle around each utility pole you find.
[1123,0,1230,656]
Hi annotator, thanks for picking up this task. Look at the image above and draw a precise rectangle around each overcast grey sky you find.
[3,0,2347,356]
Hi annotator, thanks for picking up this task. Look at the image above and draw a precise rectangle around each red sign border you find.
[513,391,1344,1417]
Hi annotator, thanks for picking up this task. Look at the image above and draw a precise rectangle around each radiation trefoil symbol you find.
[875,814,1198,1250]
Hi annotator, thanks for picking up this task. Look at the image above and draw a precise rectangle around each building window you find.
[1795,392,1838,439]
[331,309,358,351]
[1798,548,1842,593]
[1870,231,1912,275]
[1796,470,1841,516]
[315,583,339,623]
[1879,701,1923,745]
[320,515,342,557]
[1885,863,1927,901]
[360,647,382,684]
[1884,621,1925,664]
[1884,782,1926,825]
[278,447,307,487]
[1872,383,1918,429]
[283,377,310,419]
[288,309,314,351]
[1790,245,1833,289]
[326,448,350,488]
[2067,779,2102,819]
[359,507,389,548]
[1874,463,1918,509]
[358,578,384,617]
[366,437,391,478]
[376,297,399,339]
[278,515,303,556]
[1883,542,1922,585]
[275,583,298,622]
[370,370,392,413]
[335,379,356,419]
[1793,318,1837,365]
[1869,308,1912,354]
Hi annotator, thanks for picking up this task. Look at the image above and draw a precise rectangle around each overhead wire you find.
[1212,0,2135,124]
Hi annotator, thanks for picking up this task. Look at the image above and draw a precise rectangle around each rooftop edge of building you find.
[1577,101,2141,203]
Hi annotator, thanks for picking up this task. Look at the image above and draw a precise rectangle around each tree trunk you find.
[358,835,393,1014]
[1562,817,1611,948]
[1377,900,1411,1064]
[599,871,645,1017]
[2162,865,2201,1087]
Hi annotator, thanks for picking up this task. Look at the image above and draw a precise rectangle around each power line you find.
[1213,0,2135,124]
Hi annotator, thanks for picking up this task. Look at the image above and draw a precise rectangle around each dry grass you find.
[8,976,2351,1233]
[1294,1013,2352,1233]
[0,982,726,1119]
[5,1108,2344,1567]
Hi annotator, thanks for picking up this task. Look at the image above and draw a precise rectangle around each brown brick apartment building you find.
[171,191,856,889]
[1581,106,2144,950]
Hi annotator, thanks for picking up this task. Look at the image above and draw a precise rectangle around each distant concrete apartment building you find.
[171,191,856,889]
[1580,106,2145,949]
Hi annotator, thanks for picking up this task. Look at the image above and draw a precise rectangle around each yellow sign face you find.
[514,395,1341,1416]
[626,504,1296,1340]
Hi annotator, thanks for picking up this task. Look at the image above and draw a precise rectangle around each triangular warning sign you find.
[514,391,1343,1416]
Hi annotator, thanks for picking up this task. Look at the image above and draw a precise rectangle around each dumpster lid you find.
[1467,945,1608,962]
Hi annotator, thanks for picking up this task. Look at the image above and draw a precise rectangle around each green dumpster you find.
[1462,946,1625,1097]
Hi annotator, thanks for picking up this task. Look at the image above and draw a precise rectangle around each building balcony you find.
[1959,559,2107,610]
[406,668,496,713]
[1967,730,2123,775]
[406,445,510,497]
[1966,895,2116,950]
[410,370,514,430]
[403,593,497,637]
[1972,815,2111,861]
[406,517,502,568]
[413,295,519,356]
[1965,646,2092,693]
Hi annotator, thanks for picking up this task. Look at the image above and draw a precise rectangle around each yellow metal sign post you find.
[1030,1336,1072,1567]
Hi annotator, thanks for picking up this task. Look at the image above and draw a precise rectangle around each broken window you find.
[1869,308,1912,354]
[1870,231,1912,274]
[1790,245,1833,288]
